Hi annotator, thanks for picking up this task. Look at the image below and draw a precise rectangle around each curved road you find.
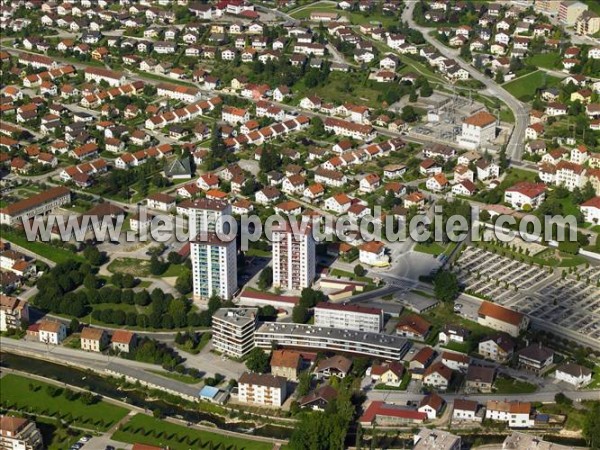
[402,1,529,161]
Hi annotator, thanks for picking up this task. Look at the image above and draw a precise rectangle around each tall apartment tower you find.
[211,308,258,358]
[191,233,237,302]
[189,198,237,302]
[272,222,315,291]
[188,198,232,238]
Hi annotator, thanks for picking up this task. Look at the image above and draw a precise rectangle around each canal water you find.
[0,352,291,440]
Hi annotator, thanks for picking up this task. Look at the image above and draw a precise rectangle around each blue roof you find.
[199,385,219,399]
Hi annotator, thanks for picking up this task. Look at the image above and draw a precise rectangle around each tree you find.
[354,264,366,277]
[259,305,277,321]
[400,105,419,123]
[311,116,325,136]
[433,270,460,302]
[83,274,98,290]
[149,254,167,275]
[175,270,193,294]
[258,267,273,290]
[245,347,270,373]
[420,78,433,97]
[134,290,151,306]
[69,318,80,333]
[167,251,183,265]
[583,402,600,449]
[409,88,418,102]
[292,304,309,323]
[300,288,326,308]
[83,246,103,266]
[296,372,312,397]
[479,209,491,222]
[289,387,354,450]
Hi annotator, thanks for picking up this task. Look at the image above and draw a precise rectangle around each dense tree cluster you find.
[122,337,184,370]
[245,348,270,373]
[258,145,283,174]
[292,288,328,324]
[433,270,460,302]
[289,387,355,450]
[33,261,212,329]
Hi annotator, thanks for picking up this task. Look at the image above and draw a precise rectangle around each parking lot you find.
[454,246,600,345]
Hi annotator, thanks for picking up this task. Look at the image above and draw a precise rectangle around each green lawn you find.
[493,376,537,394]
[0,374,129,431]
[147,370,202,385]
[329,268,374,284]
[245,248,272,258]
[414,242,446,256]
[526,52,561,70]
[161,264,188,278]
[586,370,600,389]
[539,403,588,431]
[293,71,388,109]
[0,229,85,264]
[583,0,600,14]
[112,414,273,450]
[289,4,398,27]
[503,70,561,101]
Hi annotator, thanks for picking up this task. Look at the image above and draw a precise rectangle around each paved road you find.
[402,2,529,162]
[366,387,600,404]
[0,336,245,393]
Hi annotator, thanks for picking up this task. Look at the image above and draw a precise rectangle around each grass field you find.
[503,70,561,101]
[414,242,446,256]
[583,0,600,14]
[112,414,273,450]
[539,402,588,431]
[526,52,561,70]
[147,369,202,385]
[493,376,537,394]
[0,374,128,431]
[289,4,398,27]
[0,229,85,264]
[329,268,374,284]
[161,264,189,278]
[293,71,387,109]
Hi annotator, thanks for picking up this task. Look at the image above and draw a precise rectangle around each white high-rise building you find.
[188,198,232,239]
[212,308,258,357]
[191,233,237,302]
[272,222,315,291]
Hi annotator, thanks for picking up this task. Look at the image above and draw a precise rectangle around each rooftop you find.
[213,308,258,326]
[256,322,410,351]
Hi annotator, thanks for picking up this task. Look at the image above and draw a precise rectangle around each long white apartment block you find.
[314,302,383,333]
[255,322,411,360]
